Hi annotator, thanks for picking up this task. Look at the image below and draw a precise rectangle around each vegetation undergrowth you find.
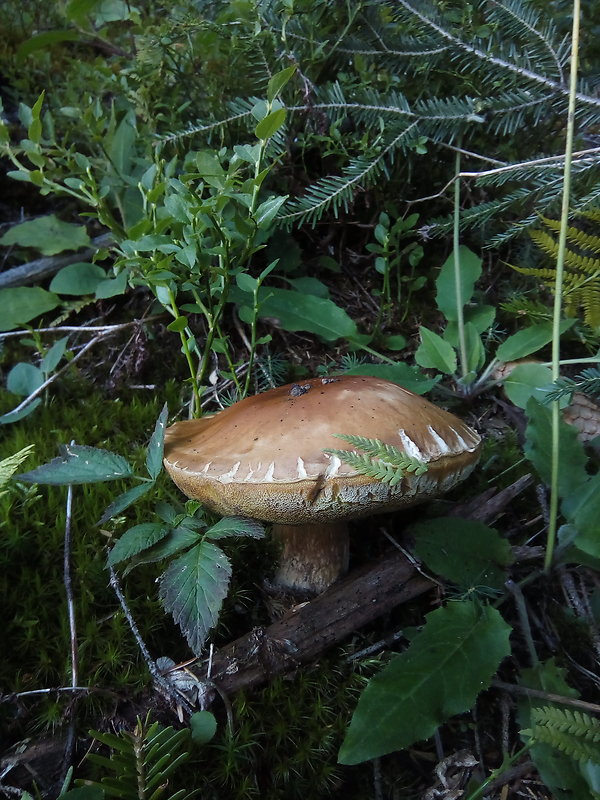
[2,1,600,798]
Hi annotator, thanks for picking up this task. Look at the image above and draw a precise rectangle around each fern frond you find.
[279,124,418,226]
[545,368,600,402]
[324,434,428,486]
[528,706,600,764]
[86,715,196,799]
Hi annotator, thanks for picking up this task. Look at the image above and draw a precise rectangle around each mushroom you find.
[163,375,482,594]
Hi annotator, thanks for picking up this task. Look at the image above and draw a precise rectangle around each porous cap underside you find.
[163,375,482,523]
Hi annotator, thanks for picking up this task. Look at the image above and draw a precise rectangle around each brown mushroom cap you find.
[163,375,482,523]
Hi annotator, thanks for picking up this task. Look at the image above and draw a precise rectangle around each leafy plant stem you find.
[463,744,531,800]
[167,287,202,417]
[453,146,468,381]
[546,0,580,574]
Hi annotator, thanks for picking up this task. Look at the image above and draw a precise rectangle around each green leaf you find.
[267,66,296,102]
[338,600,511,764]
[518,659,590,800]
[105,112,136,179]
[248,287,358,342]
[0,215,90,256]
[561,473,600,558]
[254,195,288,227]
[410,517,513,593]
[190,710,217,745]
[435,246,482,321]
[159,540,232,655]
[122,526,201,575]
[414,327,457,374]
[65,0,102,24]
[342,362,439,395]
[17,444,134,485]
[146,404,168,481]
[40,337,69,374]
[94,269,129,299]
[50,263,107,295]
[503,363,556,409]
[380,334,407,351]
[464,321,484,373]
[167,316,189,333]
[496,320,574,362]
[97,481,155,526]
[0,399,42,425]
[236,273,258,294]
[7,363,44,396]
[17,31,80,60]
[255,107,287,140]
[524,399,588,499]
[205,516,265,541]
[0,445,35,489]
[107,522,171,567]
[0,287,60,332]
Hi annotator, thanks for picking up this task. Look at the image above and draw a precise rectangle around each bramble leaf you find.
[159,541,232,655]
[17,444,134,485]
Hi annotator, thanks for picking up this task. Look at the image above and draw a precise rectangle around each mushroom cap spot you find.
[163,375,482,523]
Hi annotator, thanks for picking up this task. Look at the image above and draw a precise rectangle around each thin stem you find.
[2,333,110,418]
[64,478,78,686]
[453,146,468,380]
[546,0,580,573]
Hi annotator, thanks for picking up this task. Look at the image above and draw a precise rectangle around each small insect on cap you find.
[162,375,482,525]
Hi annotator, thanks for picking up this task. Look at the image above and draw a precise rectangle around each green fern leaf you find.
[529,706,600,764]
[324,434,428,486]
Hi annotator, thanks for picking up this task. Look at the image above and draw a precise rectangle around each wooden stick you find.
[194,550,433,696]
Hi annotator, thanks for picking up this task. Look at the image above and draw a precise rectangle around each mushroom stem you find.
[271,522,350,594]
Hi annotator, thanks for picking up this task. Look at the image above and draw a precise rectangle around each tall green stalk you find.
[453,146,468,381]
[545,0,580,573]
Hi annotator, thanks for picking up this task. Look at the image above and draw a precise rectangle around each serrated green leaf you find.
[0,445,35,488]
[17,444,134,485]
[159,540,232,655]
[410,517,512,592]
[107,523,171,567]
[190,710,217,744]
[338,600,511,764]
[435,246,482,321]
[414,326,457,374]
[123,526,201,575]
[146,403,168,480]
[205,516,265,541]
[97,481,155,526]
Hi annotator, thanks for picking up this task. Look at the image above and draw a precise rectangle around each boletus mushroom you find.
[163,375,482,594]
